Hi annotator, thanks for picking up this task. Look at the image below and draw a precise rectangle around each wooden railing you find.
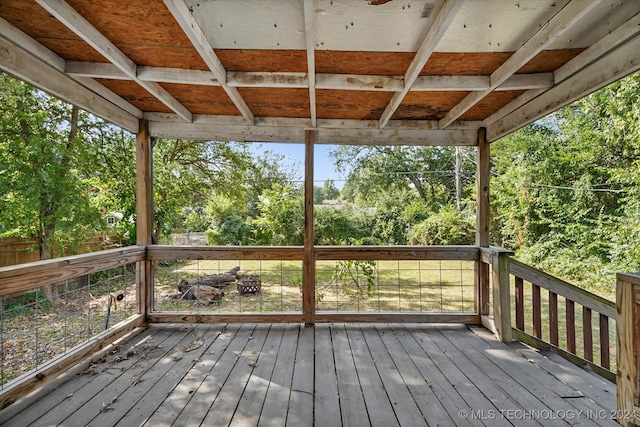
[0,246,146,409]
[2,244,628,414]
[616,272,640,427]
[508,259,616,381]
[146,245,481,324]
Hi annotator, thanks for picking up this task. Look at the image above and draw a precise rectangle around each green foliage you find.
[408,206,475,245]
[491,72,640,291]
[333,260,376,295]
[253,184,304,245]
[0,72,107,256]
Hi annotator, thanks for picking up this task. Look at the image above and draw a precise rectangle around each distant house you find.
[105,212,124,227]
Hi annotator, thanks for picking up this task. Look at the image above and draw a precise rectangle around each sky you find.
[246,142,346,188]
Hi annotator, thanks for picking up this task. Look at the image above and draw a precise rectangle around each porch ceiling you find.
[1,0,640,145]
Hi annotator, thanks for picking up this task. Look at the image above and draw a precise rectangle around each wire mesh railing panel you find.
[153,259,304,313]
[315,259,476,313]
[0,264,137,389]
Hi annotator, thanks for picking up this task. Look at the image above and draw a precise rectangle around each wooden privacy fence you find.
[0,238,39,267]
[0,235,123,267]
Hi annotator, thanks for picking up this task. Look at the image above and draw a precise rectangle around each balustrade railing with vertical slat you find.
[509,259,616,381]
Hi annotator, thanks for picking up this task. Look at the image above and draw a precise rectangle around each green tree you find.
[253,184,304,245]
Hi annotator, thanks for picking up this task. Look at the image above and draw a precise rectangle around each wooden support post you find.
[491,251,512,342]
[136,119,153,318]
[476,128,490,317]
[303,130,315,325]
[616,272,640,427]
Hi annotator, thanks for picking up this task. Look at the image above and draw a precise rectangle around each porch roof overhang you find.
[1,0,639,145]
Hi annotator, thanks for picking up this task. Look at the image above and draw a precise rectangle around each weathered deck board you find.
[0,323,620,427]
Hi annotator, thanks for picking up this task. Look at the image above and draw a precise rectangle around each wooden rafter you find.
[378,0,465,129]
[0,17,142,120]
[304,0,317,127]
[163,0,254,124]
[0,35,139,132]
[36,0,192,122]
[439,0,599,129]
[487,33,640,142]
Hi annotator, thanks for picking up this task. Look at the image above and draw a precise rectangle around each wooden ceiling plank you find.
[163,0,254,123]
[439,0,600,129]
[0,36,139,133]
[304,0,317,127]
[487,34,640,142]
[35,0,193,122]
[73,76,143,118]
[378,0,465,128]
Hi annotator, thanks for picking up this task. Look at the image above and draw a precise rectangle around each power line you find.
[529,183,629,193]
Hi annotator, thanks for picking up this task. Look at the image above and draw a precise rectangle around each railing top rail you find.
[315,245,480,261]
[0,246,146,296]
[509,258,615,318]
[147,245,305,261]
[617,272,640,286]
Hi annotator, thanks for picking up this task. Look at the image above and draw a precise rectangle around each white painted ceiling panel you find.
[183,0,640,53]
[313,0,442,52]
[185,0,306,49]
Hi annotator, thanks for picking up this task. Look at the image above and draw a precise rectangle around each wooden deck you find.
[0,323,618,427]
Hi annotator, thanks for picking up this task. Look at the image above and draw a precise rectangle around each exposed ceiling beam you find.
[378,0,465,128]
[304,0,317,127]
[163,0,254,124]
[483,11,640,128]
[65,61,552,92]
[35,0,192,122]
[148,119,479,146]
[0,16,141,126]
[439,0,599,129]
[487,33,640,142]
[0,36,139,133]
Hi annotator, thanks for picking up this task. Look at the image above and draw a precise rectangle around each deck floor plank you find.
[140,323,241,427]
[229,324,285,427]
[394,324,475,427]
[442,325,569,427]
[0,323,620,427]
[201,323,272,426]
[171,323,259,427]
[258,324,299,427]
[285,324,314,427]
[360,324,431,426]
[0,324,167,427]
[376,323,457,426]
[113,323,226,427]
[345,324,400,427]
[21,324,181,427]
[57,324,208,427]
[313,323,342,427]
[409,325,511,427]
[331,323,370,427]
[468,326,606,427]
